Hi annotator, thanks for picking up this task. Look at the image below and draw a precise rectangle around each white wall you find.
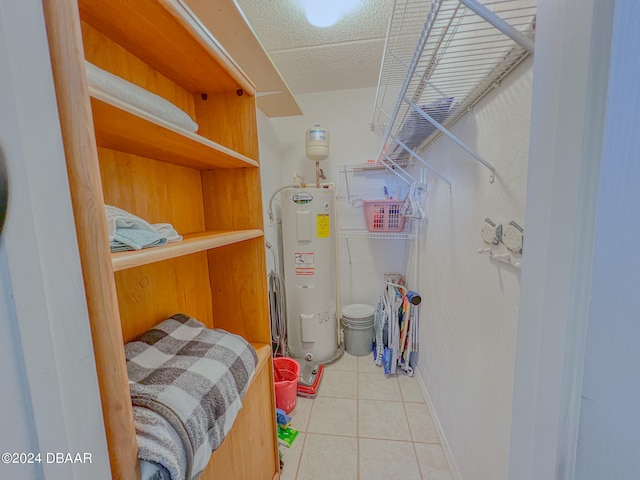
[415,58,533,480]
[257,109,285,274]
[271,88,381,186]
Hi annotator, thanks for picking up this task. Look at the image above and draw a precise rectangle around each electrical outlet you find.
[502,221,524,253]
[481,218,501,245]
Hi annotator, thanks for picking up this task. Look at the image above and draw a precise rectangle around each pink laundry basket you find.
[363,200,407,232]
[273,357,300,414]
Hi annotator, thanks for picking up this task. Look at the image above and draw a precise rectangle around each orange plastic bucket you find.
[273,357,300,414]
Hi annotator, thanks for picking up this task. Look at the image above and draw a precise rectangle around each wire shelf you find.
[372,0,536,183]
[339,230,414,240]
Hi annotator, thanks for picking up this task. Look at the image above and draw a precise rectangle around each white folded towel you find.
[86,61,199,133]
[105,205,182,246]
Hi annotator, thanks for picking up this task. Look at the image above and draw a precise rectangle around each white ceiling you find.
[235,0,394,94]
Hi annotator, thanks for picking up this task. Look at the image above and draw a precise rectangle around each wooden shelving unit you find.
[42,0,278,479]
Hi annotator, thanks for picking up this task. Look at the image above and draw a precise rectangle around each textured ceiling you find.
[235,0,394,94]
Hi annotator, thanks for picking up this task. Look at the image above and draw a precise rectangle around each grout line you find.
[414,374,462,480]
[292,399,314,480]
[356,365,360,480]
[270,37,386,55]
[402,398,426,479]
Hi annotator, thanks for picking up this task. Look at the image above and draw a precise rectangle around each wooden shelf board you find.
[184,0,302,118]
[90,95,259,169]
[78,0,254,95]
[112,229,263,271]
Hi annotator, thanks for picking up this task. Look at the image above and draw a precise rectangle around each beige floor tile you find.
[414,443,454,480]
[288,396,313,432]
[297,434,358,480]
[326,352,358,371]
[317,370,358,399]
[358,371,402,401]
[308,397,357,437]
[279,432,305,480]
[398,374,426,403]
[358,399,412,441]
[357,353,382,372]
[359,438,421,479]
[404,402,440,444]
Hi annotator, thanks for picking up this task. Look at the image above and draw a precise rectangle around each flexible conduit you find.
[266,240,287,356]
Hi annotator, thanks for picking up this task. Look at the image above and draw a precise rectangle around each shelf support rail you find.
[390,139,452,188]
[458,0,535,54]
[380,155,416,186]
[374,0,535,187]
[374,0,444,177]
[403,96,496,182]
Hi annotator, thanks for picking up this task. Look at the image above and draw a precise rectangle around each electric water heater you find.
[281,186,337,363]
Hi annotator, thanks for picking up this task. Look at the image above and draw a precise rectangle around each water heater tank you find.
[306,125,329,161]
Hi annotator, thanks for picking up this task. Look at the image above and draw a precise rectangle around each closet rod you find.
[404,97,496,182]
[459,0,535,54]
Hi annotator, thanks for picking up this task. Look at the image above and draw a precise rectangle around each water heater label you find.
[308,129,327,141]
[316,214,330,238]
[292,192,313,204]
[294,252,315,288]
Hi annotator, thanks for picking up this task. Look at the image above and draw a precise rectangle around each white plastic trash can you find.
[341,304,375,357]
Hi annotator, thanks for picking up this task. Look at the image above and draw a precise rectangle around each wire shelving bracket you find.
[372,0,536,186]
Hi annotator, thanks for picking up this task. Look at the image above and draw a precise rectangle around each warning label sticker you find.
[294,252,315,288]
[317,213,330,238]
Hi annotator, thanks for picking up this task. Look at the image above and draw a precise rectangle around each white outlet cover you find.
[502,224,523,253]
[481,223,497,244]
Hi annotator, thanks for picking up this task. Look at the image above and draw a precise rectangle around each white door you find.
[0,0,110,478]
[510,0,640,479]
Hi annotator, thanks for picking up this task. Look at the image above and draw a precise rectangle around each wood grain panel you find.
[194,91,259,159]
[78,0,254,95]
[202,167,264,231]
[116,253,214,342]
[41,1,139,478]
[98,148,206,234]
[207,238,270,344]
[203,359,278,480]
[81,21,196,118]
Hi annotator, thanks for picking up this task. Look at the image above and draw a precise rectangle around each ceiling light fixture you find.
[303,0,362,28]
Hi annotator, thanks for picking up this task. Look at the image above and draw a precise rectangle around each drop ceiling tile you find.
[236,0,393,50]
[270,39,385,93]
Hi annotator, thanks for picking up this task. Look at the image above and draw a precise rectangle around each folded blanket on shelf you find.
[105,205,182,252]
[110,228,167,252]
[125,314,258,480]
[85,61,199,133]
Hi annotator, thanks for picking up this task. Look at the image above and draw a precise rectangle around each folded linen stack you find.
[105,205,182,252]
[85,61,199,133]
[125,314,258,480]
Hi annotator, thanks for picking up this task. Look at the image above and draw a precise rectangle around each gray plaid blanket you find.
[125,313,258,480]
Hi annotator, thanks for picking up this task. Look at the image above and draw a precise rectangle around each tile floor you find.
[279,353,454,480]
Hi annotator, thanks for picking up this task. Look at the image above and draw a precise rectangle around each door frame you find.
[0,0,110,477]
[509,0,616,478]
